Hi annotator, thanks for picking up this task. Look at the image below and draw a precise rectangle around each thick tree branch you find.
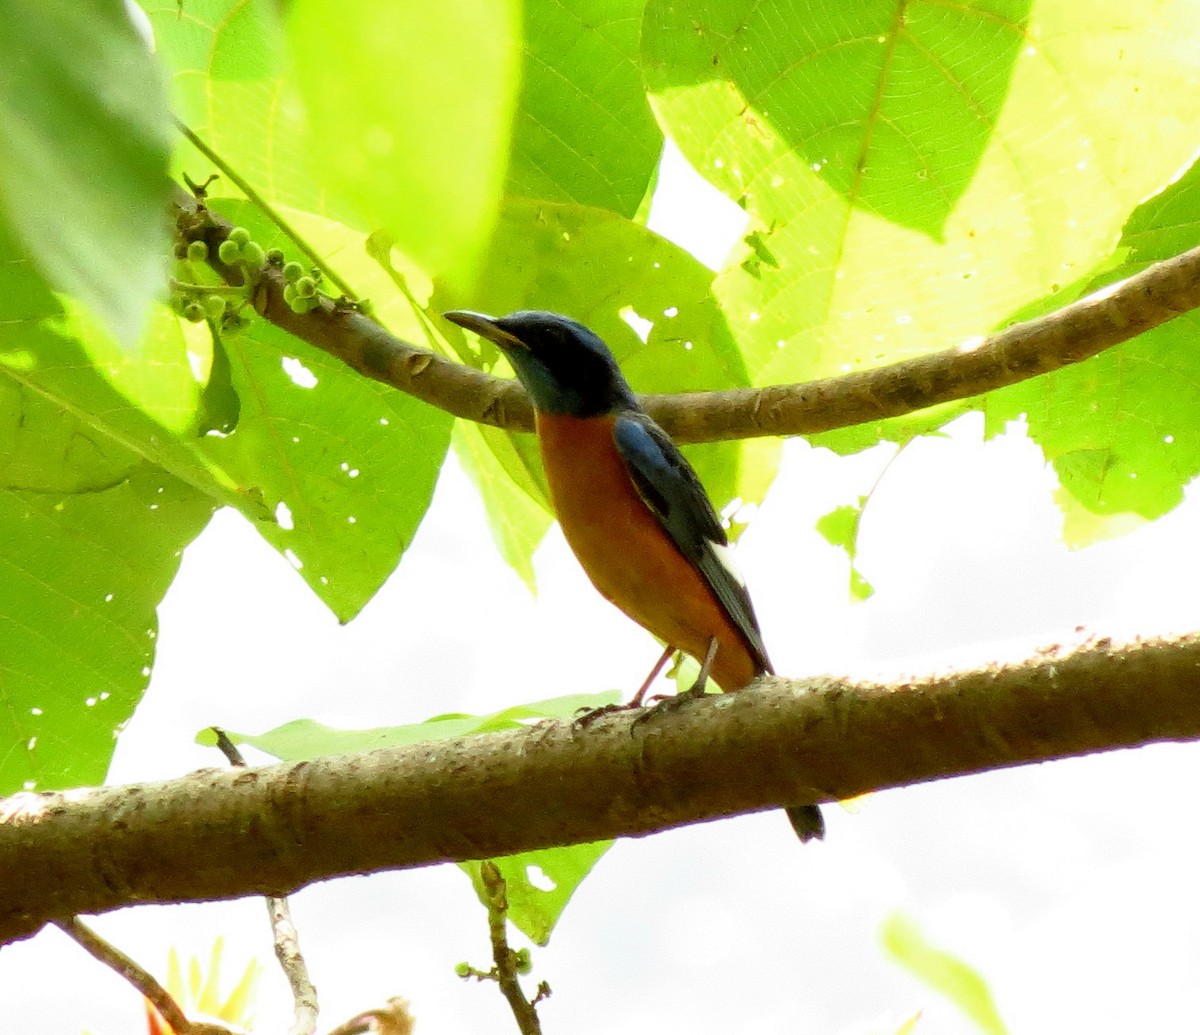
[175,191,1200,443]
[212,729,319,1035]
[3,628,1198,946]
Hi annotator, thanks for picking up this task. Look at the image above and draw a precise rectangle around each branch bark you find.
[4,628,1198,947]
[175,191,1200,443]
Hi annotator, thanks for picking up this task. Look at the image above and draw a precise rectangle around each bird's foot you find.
[631,681,715,727]
[573,644,679,728]
[572,701,635,728]
[631,637,720,727]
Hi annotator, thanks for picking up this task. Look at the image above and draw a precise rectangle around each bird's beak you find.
[443,310,527,352]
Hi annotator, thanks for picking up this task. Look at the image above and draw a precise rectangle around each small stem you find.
[480,861,544,1035]
[210,727,246,767]
[169,278,246,296]
[269,896,319,1035]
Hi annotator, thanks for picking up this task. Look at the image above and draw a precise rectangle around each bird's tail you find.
[785,803,825,842]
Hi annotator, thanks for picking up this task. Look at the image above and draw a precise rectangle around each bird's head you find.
[444,309,637,417]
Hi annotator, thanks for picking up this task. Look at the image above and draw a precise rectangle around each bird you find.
[444,309,824,842]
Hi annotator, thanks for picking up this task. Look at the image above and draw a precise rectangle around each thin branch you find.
[479,861,543,1035]
[269,897,320,1035]
[5,628,1200,946]
[211,728,319,1035]
[55,917,232,1035]
[212,727,248,767]
[173,190,1200,444]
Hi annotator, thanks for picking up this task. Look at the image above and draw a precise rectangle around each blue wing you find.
[612,412,772,675]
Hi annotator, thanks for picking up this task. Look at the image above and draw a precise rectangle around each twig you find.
[211,728,320,1035]
[463,861,544,1035]
[211,727,248,767]
[173,190,1200,444]
[269,896,320,1035]
[54,916,232,1035]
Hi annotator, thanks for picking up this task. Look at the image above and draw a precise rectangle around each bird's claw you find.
[573,702,634,728]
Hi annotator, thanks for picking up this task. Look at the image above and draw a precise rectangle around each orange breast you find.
[536,412,759,691]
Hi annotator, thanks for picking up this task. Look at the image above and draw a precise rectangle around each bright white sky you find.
[4,146,1200,1035]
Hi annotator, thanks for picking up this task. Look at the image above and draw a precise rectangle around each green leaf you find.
[193,201,456,621]
[0,463,213,794]
[0,222,250,508]
[196,322,241,437]
[452,421,552,591]
[0,0,172,346]
[643,0,1200,411]
[286,0,521,286]
[220,691,621,758]
[147,0,339,220]
[222,692,621,942]
[462,840,612,946]
[815,499,875,601]
[984,151,1200,542]
[508,0,662,215]
[0,224,220,794]
[643,0,1031,239]
[198,315,452,621]
[882,913,1009,1035]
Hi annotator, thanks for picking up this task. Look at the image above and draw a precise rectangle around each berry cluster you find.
[172,224,329,328]
[280,259,322,315]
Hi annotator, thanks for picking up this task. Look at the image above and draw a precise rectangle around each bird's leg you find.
[687,636,720,697]
[574,643,677,727]
[638,637,721,723]
[627,643,676,708]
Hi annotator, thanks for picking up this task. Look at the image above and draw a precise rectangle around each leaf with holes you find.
[643,0,1200,406]
[0,461,213,794]
[984,152,1200,542]
[196,315,452,621]
[507,0,662,215]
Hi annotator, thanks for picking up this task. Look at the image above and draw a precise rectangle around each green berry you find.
[454,962,471,978]
[282,261,304,283]
[282,283,298,305]
[295,275,317,298]
[228,226,252,246]
[186,240,209,263]
[183,301,206,323]
[242,241,266,270]
[217,239,242,265]
[222,311,248,335]
[204,295,227,320]
[265,247,285,265]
